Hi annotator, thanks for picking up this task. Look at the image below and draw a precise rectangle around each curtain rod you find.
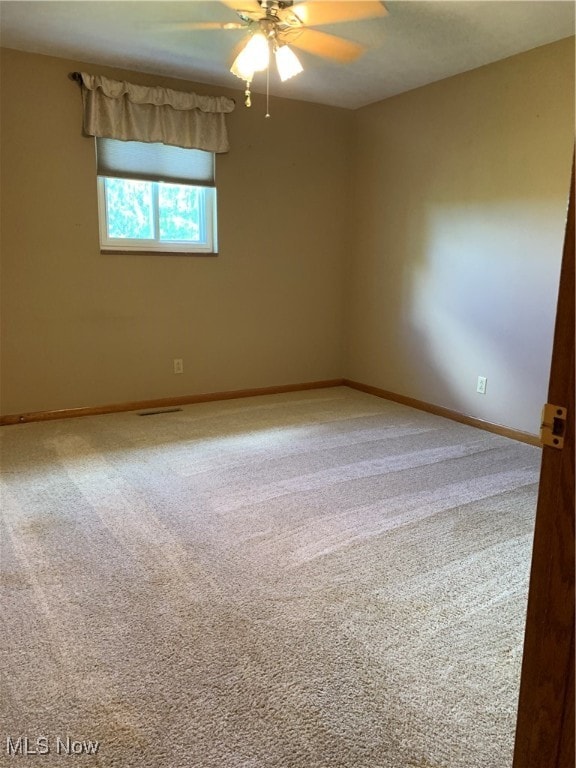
[68,71,235,104]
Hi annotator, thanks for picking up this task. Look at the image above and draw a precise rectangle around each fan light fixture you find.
[274,44,303,82]
[230,31,270,82]
[230,27,303,111]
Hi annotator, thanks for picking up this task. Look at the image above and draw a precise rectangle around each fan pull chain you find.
[244,82,251,108]
[265,61,271,118]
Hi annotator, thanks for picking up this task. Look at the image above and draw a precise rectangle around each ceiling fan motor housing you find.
[259,0,294,11]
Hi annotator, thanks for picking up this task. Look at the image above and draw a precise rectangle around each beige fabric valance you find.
[78,72,235,153]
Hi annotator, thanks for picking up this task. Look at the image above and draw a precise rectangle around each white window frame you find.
[97,177,217,254]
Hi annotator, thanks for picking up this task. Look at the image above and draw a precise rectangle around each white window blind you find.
[96,138,215,187]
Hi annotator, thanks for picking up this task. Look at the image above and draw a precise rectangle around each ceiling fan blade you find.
[284,1,387,27]
[280,28,365,62]
[163,21,246,31]
[220,0,262,16]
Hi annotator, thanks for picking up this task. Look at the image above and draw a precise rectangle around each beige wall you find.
[1,40,574,434]
[347,39,574,434]
[0,48,351,414]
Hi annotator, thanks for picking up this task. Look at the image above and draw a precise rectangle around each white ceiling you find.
[0,1,574,109]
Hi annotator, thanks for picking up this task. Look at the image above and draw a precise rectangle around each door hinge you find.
[540,403,567,449]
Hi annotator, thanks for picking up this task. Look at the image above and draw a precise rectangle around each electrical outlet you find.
[173,358,184,375]
[477,376,487,394]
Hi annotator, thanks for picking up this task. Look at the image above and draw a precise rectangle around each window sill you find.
[101,249,218,257]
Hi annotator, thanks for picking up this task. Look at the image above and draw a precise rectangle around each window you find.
[96,138,217,254]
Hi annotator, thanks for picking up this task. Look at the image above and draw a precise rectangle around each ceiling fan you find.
[175,0,388,109]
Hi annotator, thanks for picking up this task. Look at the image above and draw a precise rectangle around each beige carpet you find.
[0,387,540,768]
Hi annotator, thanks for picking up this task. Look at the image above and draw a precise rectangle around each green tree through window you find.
[158,183,201,242]
[105,178,154,239]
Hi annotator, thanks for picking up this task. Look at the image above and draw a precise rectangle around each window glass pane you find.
[158,183,202,243]
[104,178,154,239]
